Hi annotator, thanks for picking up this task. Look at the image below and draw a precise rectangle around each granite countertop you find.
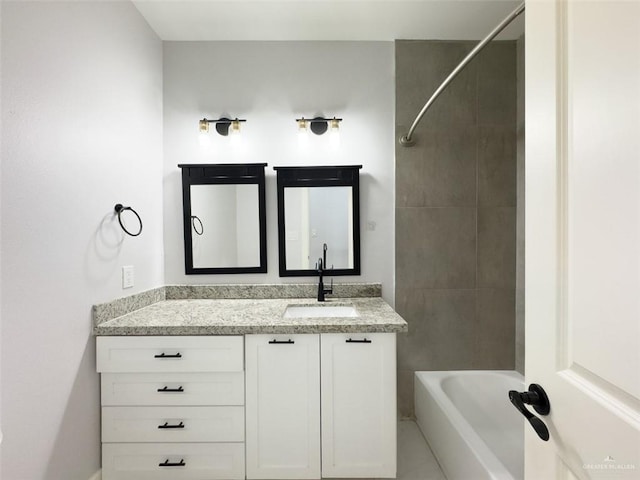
[93,284,408,336]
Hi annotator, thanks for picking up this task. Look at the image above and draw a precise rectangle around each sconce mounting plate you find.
[215,117,231,136]
[310,117,328,135]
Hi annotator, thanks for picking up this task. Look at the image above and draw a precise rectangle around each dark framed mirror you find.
[274,165,361,277]
[178,163,267,274]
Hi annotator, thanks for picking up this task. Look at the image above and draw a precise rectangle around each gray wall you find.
[395,40,517,417]
[515,35,525,374]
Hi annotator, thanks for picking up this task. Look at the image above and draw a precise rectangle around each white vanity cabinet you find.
[245,334,321,479]
[244,332,396,479]
[320,333,397,478]
[96,336,245,480]
[97,331,397,479]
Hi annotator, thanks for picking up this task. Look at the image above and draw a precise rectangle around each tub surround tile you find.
[478,126,517,207]
[397,368,417,420]
[396,40,478,129]
[396,40,517,417]
[395,41,476,90]
[396,208,476,290]
[474,288,516,369]
[477,207,516,289]
[395,124,424,164]
[396,288,476,372]
[478,42,517,126]
[396,288,476,418]
[396,128,477,208]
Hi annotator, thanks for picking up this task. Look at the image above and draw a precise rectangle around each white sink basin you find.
[283,304,358,318]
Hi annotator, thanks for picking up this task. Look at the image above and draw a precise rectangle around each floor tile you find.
[397,420,447,480]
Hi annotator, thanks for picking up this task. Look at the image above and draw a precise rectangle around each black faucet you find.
[317,257,333,302]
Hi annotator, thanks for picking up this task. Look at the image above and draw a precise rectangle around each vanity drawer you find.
[97,336,243,373]
[101,372,244,406]
[102,442,245,480]
[102,406,244,443]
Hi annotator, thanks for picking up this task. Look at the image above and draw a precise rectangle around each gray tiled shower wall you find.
[395,40,519,417]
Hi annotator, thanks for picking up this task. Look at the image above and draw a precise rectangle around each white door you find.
[526,0,640,478]
[320,333,396,478]
[245,334,321,479]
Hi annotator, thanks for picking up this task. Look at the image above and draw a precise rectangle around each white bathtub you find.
[414,370,524,480]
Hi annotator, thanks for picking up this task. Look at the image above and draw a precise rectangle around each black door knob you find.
[509,383,551,441]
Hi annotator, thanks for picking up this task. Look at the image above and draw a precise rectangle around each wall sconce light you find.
[199,117,246,136]
[295,116,342,135]
[297,118,308,134]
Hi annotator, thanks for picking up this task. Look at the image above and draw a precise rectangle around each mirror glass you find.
[284,186,353,270]
[275,165,361,277]
[190,184,260,268]
[179,163,267,274]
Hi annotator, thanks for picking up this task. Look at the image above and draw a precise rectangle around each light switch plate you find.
[122,265,134,289]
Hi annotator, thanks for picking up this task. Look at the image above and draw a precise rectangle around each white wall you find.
[163,42,395,302]
[0,24,395,479]
[0,0,3,471]
[0,2,163,478]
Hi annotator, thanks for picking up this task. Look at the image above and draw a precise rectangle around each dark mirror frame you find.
[178,163,267,275]
[274,165,362,277]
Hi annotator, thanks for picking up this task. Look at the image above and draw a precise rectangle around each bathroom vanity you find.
[94,284,407,480]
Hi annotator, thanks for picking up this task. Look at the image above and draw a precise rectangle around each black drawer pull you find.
[346,338,372,343]
[269,339,295,344]
[159,459,186,467]
[154,352,182,359]
[157,386,184,393]
[158,421,185,429]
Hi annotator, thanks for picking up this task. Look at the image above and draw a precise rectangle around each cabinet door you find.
[245,334,320,479]
[321,333,396,478]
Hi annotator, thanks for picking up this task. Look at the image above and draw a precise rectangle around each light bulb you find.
[230,123,242,151]
[297,118,308,134]
[329,118,340,148]
[297,119,309,148]
[230,119,241,135]
[330,117,340,133]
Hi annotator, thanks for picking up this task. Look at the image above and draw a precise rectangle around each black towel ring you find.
[191,215,204,236]
[114,204,143,237]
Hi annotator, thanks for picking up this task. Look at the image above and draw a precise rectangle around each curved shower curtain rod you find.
[399,2,525,147]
